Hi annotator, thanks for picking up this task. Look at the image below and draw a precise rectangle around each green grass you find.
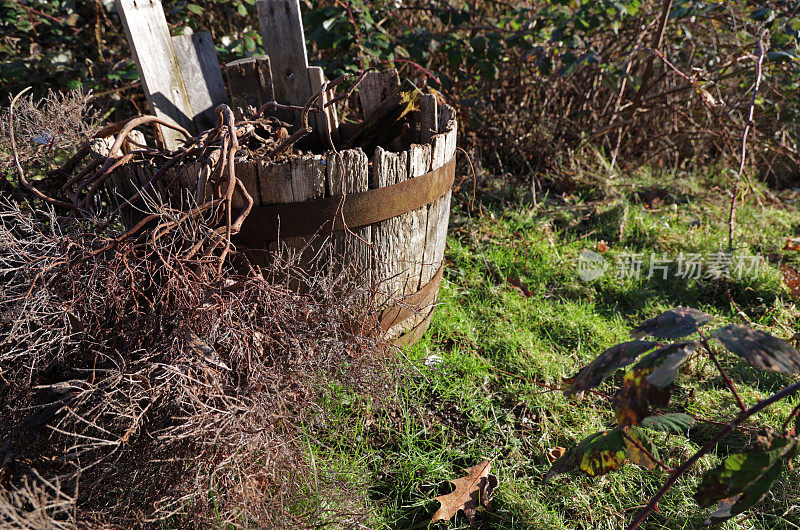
[307,166,800,529]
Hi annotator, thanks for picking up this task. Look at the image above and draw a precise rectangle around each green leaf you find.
[624,427,660,470]
[186,3,204,15]
[705,463,782,524]
[565,341,658,394]
[545,431,604,481]
[631,307,712,340]
[578,429,628,476]
[767,50,800,63]
[546,429,629,480]
[695,437,799,509]
[750,8,775,22]
[712,325,800,374]
[640,413,695,433]
[635,341,699,388]
[237,3,248,17]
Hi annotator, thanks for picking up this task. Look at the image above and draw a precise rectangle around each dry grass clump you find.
[0,199,390,529]
[0,90,99,178]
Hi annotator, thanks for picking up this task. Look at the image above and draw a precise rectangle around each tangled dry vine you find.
[7,71,371,275]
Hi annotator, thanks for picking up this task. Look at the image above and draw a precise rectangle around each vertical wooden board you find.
[224,56,275,117]
[256,0,312,123]
[428,105,458,284]
[308,66,339,147]
[290,155,325,203]
[257,158,294,204]
[110,164,142,227]
[109,163,138,208]
[132,162,160,211]
[415,94,437,144]
[359,69,401,116]
[287,155,326,269]
[172,31,228,131]
[115,0,195,149]
[421,131,448,288]
[372,146,411,309]
[254,158,293,260]
[405,143,431,292]
[232,161,261,209]
[326,149,371,284]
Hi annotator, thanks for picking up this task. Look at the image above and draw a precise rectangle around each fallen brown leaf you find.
[781,264,800,299]
[546,447,566,462]
[784,237,800,251]
[507,276,532,297]
[432,460,498,523]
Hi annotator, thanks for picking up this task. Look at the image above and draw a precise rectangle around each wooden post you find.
[422,104,455,288]
[255,0,332,144]
[255,0,313,113]
[172,31,229,131]
[115,0,195,149]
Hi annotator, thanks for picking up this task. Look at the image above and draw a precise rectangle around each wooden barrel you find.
[251,111,454,343]
[108,76,456,344]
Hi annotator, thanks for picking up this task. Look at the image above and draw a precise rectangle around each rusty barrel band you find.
[233,156,456,243]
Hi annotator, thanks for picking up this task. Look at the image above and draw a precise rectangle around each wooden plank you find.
[256,155,325,252]
[172,30,228,131]
[223,56,275,118]
[232,161,261,210]
[421,104,457,289]
[326,149,370,284]
[115,0,195,149]
[359,69,401,116]
[372,147,409,310]
[256,0,313,125]
[415,94,437,144]
[406,143,431,292]
[289,155,326,269]
[308,65,339,148]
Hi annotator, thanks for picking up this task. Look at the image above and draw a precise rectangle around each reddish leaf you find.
[780,264,800,298]
[783,237,800,251]
[546,446,566,462]
[631,307,712,340]
[712,325,800,374]
[432,461,498,523]
[614,366,671,426]
[506,276,532,297]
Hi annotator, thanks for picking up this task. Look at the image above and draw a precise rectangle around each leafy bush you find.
[553,307,800,527]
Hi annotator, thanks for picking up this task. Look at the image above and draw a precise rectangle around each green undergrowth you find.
[305,166,800,529]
